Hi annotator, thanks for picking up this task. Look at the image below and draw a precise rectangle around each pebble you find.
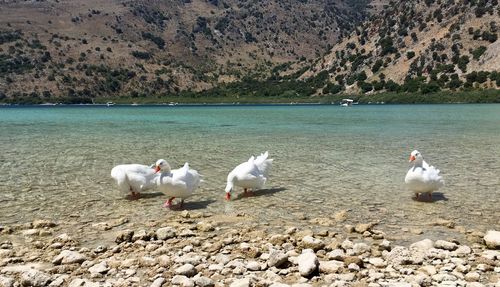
[194,276,214,287]
[171,275,194,287]
[150,277,165,287]
[175,264,197,277]
[52,250,87,265]
[483,230,500,249]
[156,227,176,240]
[267,250,288,267]
[297,249,318,277]
[230,277,250,287]
[434,240,458,251]
[300,236,325,251]
[20,269,51,287]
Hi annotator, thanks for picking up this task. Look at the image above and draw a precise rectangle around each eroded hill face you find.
[0,0,371,102]
[300,0,500,95]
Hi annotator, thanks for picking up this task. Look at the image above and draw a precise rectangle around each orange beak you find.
[409,155,416,162]
[225,193,231,201]
[154,166,161,173]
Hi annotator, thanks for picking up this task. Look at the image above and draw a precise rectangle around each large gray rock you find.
[297,249,319,277]
[156,227,177,240]
[20,269,51,287]
[52,250,87,265]
[175,264,197,277]
[267,250,288,267]
[484,230,500,249]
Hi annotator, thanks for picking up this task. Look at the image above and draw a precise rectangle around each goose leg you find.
[163,197,175,208]
[179,199,184,208]
[427,192,432,201]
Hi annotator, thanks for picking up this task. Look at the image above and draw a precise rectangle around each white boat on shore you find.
[340,99,354,107]
[106,102,115,107]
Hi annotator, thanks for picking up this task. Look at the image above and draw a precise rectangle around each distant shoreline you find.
[2,90,499,106]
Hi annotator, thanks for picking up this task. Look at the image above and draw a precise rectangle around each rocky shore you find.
[0,212,499,287]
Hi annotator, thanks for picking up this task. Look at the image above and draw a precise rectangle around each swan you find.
[404,150,445,200]
[225,151,273,200]
[154,159,202,208]
[111,162,158,199]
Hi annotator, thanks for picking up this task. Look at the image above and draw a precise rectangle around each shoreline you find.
[1,212,498,286]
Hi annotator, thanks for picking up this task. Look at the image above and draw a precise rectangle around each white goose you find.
[111,162,158,199]
[225,151,273,200]
[404,150,445,200]
[154,159,202,208]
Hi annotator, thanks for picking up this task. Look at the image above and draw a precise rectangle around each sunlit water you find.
[1,104,499,244]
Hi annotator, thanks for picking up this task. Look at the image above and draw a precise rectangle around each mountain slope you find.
[300,0,500,95]
[0,0,371,103]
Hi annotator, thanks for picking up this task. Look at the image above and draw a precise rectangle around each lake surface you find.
[1,104,499,244]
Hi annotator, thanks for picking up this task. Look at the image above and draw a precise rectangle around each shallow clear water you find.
[1,104,499,243]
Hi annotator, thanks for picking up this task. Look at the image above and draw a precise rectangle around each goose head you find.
[154,159,171,173]
[224,176,234,200]
[409,150,423,164]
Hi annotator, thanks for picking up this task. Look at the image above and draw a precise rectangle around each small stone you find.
[334,210,348,222]
[341,239,353,250]
[0,275,14,287]
[380,240,391,250]
[33,220,57,228]
[230,278,250,287]
[353,243,370,255]
[196,222,214,232]
[419,265,437,275]
[246,261,260,271]
[267,250,288,267]
[20,269,51,287]
[434,240,458,251]
[327,249,345,260]
[22,229,39,236]
[297,249,319,277]
[88,261,109,274]
[115,230,134,243]
[431,219,455,228]
[156,227,176,240]
[175,264,197,277]
[150,277,165,287]
[355,222,376,233]
[343,256,363,267]
[464,272,480,282]
[319,260,344,273]
[171,275,194,287]
[300,236,325,251]
[132,229,149,241]
[347,263,359,271]
[52,250,87,265]
[454,245,471,256]
[483,230,500,249]
[194,276,214,287]
[368,257,386,268]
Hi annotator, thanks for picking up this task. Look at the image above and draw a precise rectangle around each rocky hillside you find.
[300,0,500,95]
[0,0,371,103]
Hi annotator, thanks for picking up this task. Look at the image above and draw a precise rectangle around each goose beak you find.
[225,193,231,201]
[409,155,416,162]
[154,166,161,173]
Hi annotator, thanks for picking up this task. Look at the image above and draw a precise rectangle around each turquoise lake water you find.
[0,104,499,243]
